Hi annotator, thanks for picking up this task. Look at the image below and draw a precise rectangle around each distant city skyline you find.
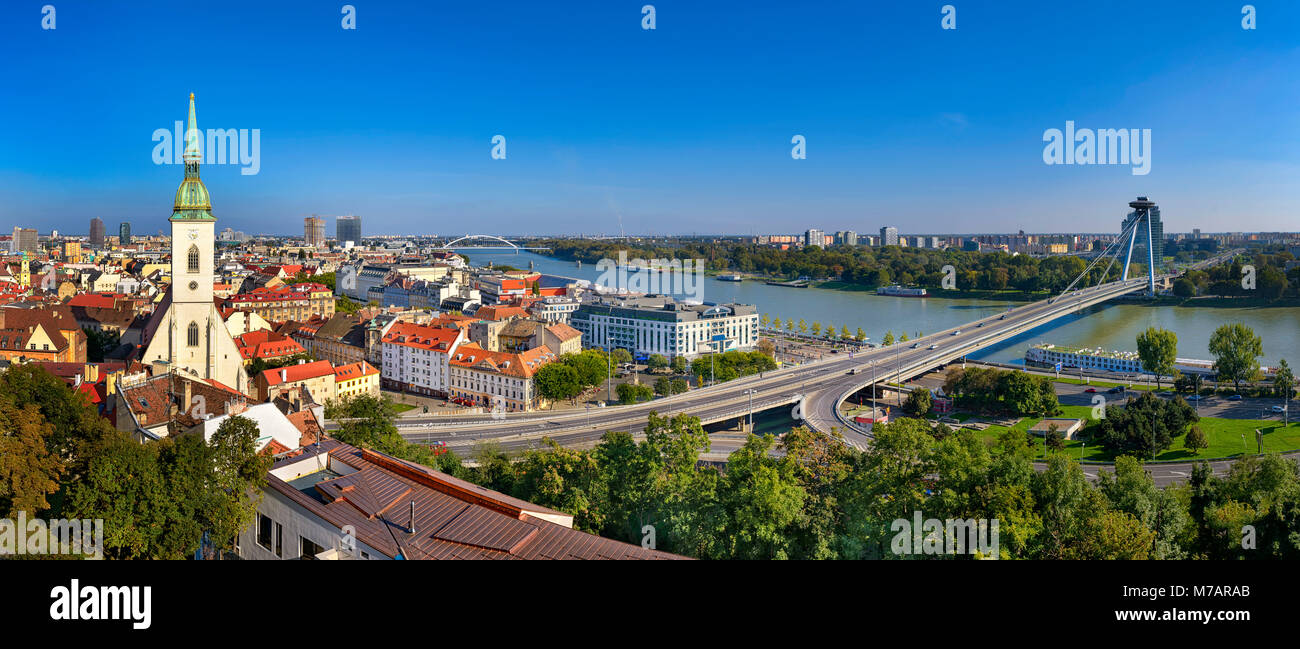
[2,1,1298,236]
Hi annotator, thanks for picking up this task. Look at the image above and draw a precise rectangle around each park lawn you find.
[970,409,1300,462]
[1051,377,1159,392]
[391,403,417,414]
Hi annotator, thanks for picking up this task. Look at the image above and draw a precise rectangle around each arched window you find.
[188,245,200,273]
[187,321,200,347]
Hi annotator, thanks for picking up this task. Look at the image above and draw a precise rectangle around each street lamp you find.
[742,388,756,431]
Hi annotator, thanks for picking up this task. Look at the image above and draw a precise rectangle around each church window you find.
[188,245,200,273]
[188,321,200,347]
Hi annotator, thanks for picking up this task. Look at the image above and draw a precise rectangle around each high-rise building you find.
[879,226,899,246]
[835,230,858,246]
[140,93,248,395]
[804,228,824,248]
[89,217,105,247]
[337,215,361,246]
[119,222,132,246]
[11,227,38,254]
[304,216,326,248]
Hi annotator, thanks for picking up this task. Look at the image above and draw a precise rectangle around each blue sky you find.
[1,1,1297,237]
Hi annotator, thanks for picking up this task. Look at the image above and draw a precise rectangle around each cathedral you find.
[141,94,248,394]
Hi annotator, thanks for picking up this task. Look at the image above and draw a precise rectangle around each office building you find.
[89,217,105,247]
[11,227,38,254]
[570,294,759,360]
[119,222,131,246]
[879,226,899,246]
[805,228,824,248]
[336,214,361,246]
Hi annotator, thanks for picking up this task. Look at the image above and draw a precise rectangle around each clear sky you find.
[1,1,1297,237]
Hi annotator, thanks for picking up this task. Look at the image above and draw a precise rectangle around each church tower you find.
[141,93,247,395]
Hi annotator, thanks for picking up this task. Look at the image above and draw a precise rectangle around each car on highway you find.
[951,330,961,335]
[1228,394,1244,401]
[999,314,1006,320]
[1187,394,1202,401]
[1084,387,1097,393]
[910,342,919,349]
[1272,405,1288,413]
[1107,386,1125,394]
[928,344,938,350]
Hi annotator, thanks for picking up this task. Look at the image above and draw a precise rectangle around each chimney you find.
[408,501,416,535]
[182,379,193,415]
[280,368,287,383]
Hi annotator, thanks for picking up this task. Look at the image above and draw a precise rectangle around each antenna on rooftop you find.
[408,501,416,535]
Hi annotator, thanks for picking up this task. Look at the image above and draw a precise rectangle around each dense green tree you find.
[1209,323,1263,393]
[1136,327,1179,389]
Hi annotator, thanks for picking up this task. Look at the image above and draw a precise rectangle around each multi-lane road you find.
[335,274,1163,452]
[324,252,1248,481]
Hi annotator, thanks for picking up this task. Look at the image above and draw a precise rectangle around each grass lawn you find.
[968,406,1300,462]
[1051,377,1159,392]
[391,403,417,413]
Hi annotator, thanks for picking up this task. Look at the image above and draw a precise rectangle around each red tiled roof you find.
[235,330,305,361]
[334,361,378,381]
[259,359,336,387]
[381,322,463,352]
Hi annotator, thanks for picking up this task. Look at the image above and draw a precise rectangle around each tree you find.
[811,322,822,337]
[654,376,671,397]
[536,363,582,404]
[671,355,689,374]
[201,415,273,554]
[1209,323,1263,393]
[1045,425,1065,452]
[882,331,895,346]
[856,327,866,342]
[1136,327,1178,390]
[841,325,851,340]
[0,401,63,517]
[760,314,770,329]
[1273,359,1294,400]
[1184,425,1209,455]
[903,389,932,417]
[670,378,689,395]
[647,354,669,371]
[1172,277,1196,297]
[716,433,807,559]
[798,319,808,335]
[611,348,633,365]
[617,382,653,404]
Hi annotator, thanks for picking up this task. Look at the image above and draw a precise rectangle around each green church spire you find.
[171,92,215,221]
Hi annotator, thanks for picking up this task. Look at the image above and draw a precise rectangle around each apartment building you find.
[379,322,466,397]
[224,282,335,323]
[447,344,557,412]
[333,360,380,401]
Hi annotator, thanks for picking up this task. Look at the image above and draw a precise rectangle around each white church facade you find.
[141,93,248,394]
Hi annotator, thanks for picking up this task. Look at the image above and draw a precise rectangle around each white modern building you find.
[570,295,759,360]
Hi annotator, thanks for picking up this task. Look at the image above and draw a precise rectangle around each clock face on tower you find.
[187,230,199,240]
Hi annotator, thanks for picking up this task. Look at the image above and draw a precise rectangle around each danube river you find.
[459,250,1300,367]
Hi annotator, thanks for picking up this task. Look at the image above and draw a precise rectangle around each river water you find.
[459,249,1300,367]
